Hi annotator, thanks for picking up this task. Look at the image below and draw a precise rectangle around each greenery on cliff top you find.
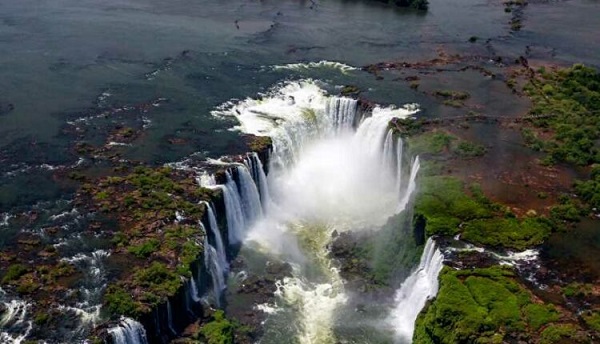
[413,266,582,343]
[414,175,553,250]
[88,166,216,318]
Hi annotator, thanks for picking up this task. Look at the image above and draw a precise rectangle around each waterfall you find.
[395,138,404,194]
[397,156,420,213]
[389,238,444,342]
[108,317,148,344]
[204,237,225,307]
[212,80,423,343]
[244,153,272,209]
[189,277,201,303]
[235,165,263,224]
[166,300,176,335]
[326,97,358,133]
[219,173,246,245]
[203,202,228,272]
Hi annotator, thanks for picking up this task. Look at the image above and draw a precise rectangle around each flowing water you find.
[389,238,444,342]
[213,80,427,343]
[108,317,149,344]
[3,0,595,342]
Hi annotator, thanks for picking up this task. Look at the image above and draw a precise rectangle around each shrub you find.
[2,264,28,284]
[199,310,234,344]
[127,238,160,258]
[540,324,578,344]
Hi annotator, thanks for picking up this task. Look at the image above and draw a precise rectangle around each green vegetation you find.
[574,165,600,209]
[408,132,455,155]
[127,238,160,258]
[246,135,272,153]
[406,132,486,159]
[414,176,491,236]
[370,212,424,285]
[562,282,594,298]
[523,304,561,330]
[414,176,554,249]
[454,141,487,158]
[1,263,28,284]
[104,284,142,317]
[104,262,184,317]
[582,310,600,331]
[539,324,579,344]
[462,217,553,251]
[340,85,360,96]
[389,118,424,137]
[198,310,235,344]
[434,89,470,107]
[89,166,213,318]
[523,64,600,166]
[414,267,570,343]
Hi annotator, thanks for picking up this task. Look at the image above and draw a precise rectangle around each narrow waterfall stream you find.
[212,80,435,343]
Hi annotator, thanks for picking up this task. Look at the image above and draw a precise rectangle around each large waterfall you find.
[389,238,444,342]
[211,80,434,343]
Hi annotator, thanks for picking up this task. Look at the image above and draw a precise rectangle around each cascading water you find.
[235,165,263,225]
[203,202,228,273]
[166,300,176,335]
[244,153,272,209]
[213,80,426,343]
[189,277,201,303]
[204,236,226,307]
[389,238,444,342]
[108,317,148,344]
[219,173,246,245]
[59,249,111,332]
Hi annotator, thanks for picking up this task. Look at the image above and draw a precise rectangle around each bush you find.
[523,304,560,330]
[2,264,28,284]
[524,65,600,166]
[199,310,234,344]
[127,238,160,258]
[454,141,486,158]
[104,284,142,317]
[540,324,578,344]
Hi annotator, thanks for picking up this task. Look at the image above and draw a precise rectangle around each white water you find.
[245,153,272,209]
[236,165,263,225]
[166,300,176,335]
[204,236,226,307]
[0,298,32,344]
[59,249,110,331]
[108,317,148,344]
[219,172,247,245]
[270,60,357,73]
[203,202,228,273]
[189,276,201,303]
[215,80,423,343]
[389,238,444,342]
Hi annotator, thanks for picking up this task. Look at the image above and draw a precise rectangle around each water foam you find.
[215,79,420,343]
